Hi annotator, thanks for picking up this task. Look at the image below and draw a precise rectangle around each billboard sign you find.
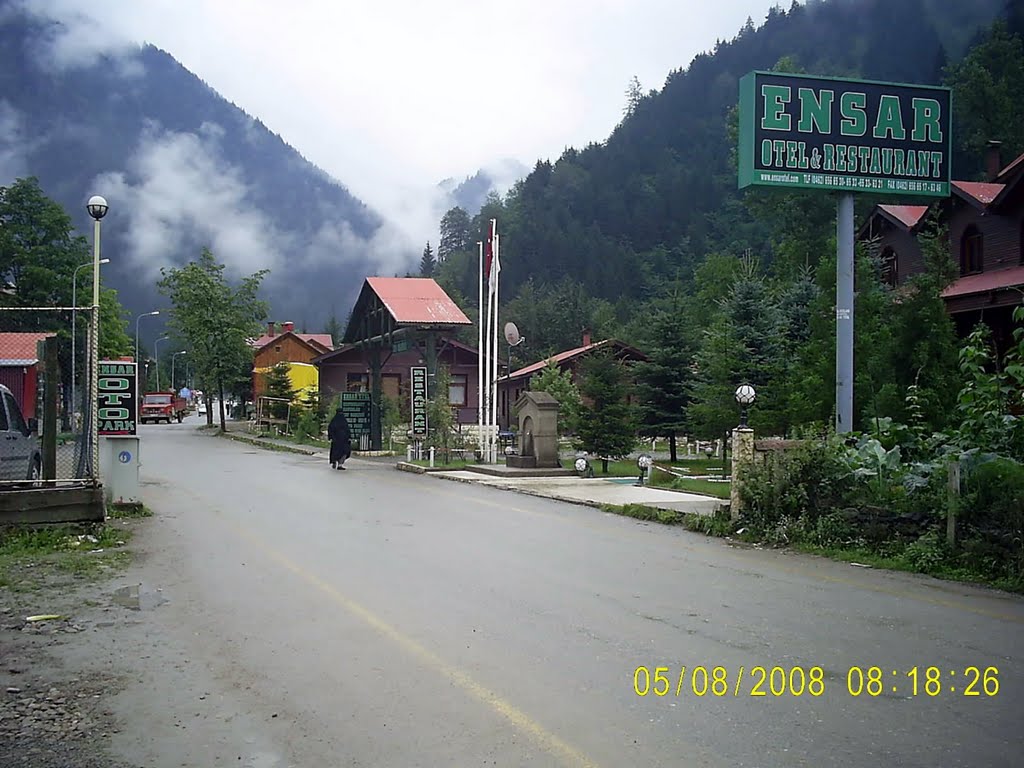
[98,360,137,435]
[410,366,428,438]
[738,71,951,196]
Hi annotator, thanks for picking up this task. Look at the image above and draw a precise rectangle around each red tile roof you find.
[366,277,471,326]
[0,332,55,363]
[953,181,1005,206]
[941,265,1024,299]
[878,204,929,229]
[251,332,334,351]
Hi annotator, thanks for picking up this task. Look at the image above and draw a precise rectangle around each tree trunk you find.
[669,433,677,463]
[218,378,227,432]
[601,458,609,474]
[206,390,214,427]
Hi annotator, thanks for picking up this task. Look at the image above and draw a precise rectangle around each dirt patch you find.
[0,522,141,768]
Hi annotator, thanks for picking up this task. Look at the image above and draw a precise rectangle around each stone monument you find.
[505,390,561,469]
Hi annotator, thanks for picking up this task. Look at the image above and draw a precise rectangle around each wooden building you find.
[496,332,648,430]
[250,322,334,399]
[314,277,475,450]
[858,145,1024,354]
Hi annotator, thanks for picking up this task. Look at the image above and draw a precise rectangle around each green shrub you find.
[903,531,948,571]
[958,458,1024,582]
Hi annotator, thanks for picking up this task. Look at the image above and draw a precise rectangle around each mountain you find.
[0,1,392,335]
[438,159,529,215]
[440,0,1008,337]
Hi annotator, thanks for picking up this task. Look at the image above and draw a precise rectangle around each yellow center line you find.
[216,514,602,768]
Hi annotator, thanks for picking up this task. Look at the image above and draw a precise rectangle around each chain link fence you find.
[0,307,97,487]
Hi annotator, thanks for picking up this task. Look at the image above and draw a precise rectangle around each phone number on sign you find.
[634,666,825,698]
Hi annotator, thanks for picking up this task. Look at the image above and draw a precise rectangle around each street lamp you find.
[636,453,654,487]
[154,335,170,390]
[171,351,187,392]
[134,311,160,368]
[85,195,108,478]
[71,257,109,413]
[735,384,756,429]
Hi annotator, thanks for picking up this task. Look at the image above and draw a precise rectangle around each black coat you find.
[327,412,352,463]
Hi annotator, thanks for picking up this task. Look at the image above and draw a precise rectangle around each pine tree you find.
[576,350,638,472]
[529,360,582,436]
[264,362,295,423]
[623,76,643,119]
[419,241,437,277]
[635,300,696,461]
[438,207,472,262]
[324,311,343,347]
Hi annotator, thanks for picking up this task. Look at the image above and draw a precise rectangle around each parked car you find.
[0,383,41,482]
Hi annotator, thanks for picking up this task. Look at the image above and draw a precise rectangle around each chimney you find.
[267,321,276,336]
[582,328,591,347]
[282,322,295,333]
[986,140,1003,182]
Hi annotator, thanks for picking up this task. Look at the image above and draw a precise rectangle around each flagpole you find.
[477,240,484,458]
[492,230,500,464]
[484,248,494,463]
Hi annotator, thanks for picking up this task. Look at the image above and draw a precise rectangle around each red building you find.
[496,332,648,430]
[0,332,55,420]
[313,277,478,448]
[859,144,1024,354]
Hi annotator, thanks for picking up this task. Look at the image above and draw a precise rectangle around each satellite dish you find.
[504,322,521,346]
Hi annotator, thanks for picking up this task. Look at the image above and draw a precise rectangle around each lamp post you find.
[154,336,170,390]
[171,351,187,393]
[735,384,757,429]
[71,258,109,415]
[85,195,108,478]
[134,311,160,368]
[636,453,654,487]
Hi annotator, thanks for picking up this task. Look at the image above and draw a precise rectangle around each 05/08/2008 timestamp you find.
[632,666,1000,698]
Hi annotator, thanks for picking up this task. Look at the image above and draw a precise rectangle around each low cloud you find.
[17,0,144,77]
[94,122,289,280]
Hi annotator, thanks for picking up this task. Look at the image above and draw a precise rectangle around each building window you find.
[449,374,467,406]
[880,247,898,287]
[347,373,369,392]
[274,345,282,352]
[960,225,983,275]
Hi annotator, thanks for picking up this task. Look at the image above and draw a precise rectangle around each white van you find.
[0,384,41,482]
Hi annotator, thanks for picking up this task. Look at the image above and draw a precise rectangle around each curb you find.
[220,432,318,456]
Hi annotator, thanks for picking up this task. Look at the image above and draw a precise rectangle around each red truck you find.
[141,391,187,424]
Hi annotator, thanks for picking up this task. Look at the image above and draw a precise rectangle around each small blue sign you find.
[118,451,132,464]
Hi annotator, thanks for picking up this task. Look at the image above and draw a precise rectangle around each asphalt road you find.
[119,419,1024,767]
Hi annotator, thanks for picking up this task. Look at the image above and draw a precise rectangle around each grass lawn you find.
[666,477,731,499]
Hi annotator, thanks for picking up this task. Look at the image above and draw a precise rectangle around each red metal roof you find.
[504,339,647,381]
[366,277,471,326]
[878,204,929,229]
[0,332,55,363]
[941,265,1024,299]
[251,332,334,351]
[996,151,1024,183]
[953,181,1005,206]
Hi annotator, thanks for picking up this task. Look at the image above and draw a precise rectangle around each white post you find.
[429,445,435,468]
[484,261,494,463]
[491,231,500,464]
[477,240,484,460]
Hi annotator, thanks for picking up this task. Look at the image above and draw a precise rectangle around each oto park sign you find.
[738,71,951,197]
[97,360,137,436]
[737,71,951,434]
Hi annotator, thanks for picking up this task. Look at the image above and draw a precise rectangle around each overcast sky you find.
[30,0,773,237]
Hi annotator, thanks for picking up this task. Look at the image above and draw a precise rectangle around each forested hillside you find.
[428,0,1022,439]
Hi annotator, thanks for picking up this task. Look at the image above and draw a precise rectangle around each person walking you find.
[327,407,352,470]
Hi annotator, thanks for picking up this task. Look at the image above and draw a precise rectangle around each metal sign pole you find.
[836,193,855,433]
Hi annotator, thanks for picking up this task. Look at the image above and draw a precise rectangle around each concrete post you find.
[730,427,755,521]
